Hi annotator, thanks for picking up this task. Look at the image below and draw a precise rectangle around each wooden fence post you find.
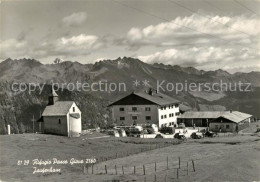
[192,160,195,172]
[134,166,136,174]
[105,165,107,174]
[116,152,118,158]
[122,166,124,175]
[187,161,189,176]
[167,156,169,170]
[155,162,157,172]
[178,157,181,169]
[143,165,146,175]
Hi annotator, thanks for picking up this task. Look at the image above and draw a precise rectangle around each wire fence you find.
[83,155,196,181]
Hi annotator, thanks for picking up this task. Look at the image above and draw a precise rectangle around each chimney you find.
[230,109,232,113]
[148,88,153,95]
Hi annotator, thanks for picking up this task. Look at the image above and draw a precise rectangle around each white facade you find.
[43,102,82,137]
[109,90,180,128]
[158,104,180,127]
[111,104,180,128]
[67,102,82,137]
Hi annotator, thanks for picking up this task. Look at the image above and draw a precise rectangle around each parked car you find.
[160,127,175,134]
[190,132,203,139]
[155,134,164,138]
[117,129,127,137]
[205,131,217,137]
[178,123,186,128]
[142,125,155,134]
[174,133,186,139]
[128,128,141,137]
[107,130,120,137]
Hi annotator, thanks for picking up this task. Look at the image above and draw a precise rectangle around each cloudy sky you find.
[0,0,259,73]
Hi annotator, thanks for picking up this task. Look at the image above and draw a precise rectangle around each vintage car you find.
[159,127,175,134]
[174,133,186,139]
[190,132,203,139]
[205,131,217,137]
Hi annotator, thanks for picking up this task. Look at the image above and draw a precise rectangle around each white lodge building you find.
[109,89,180,128]
[41,89,82,137]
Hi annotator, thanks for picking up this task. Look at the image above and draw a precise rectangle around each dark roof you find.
[178,111,252,123]
[42,101,74,116]
[109,91,180,106]
[179,104,191,112]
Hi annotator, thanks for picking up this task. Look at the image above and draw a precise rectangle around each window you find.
[169,114,172,117]
[175,104,179,107]
[120,117,125,121]
[132,116,137,120]
[146,116,151,120]
[119,107,124,111]
[164,115,167,118]
[58,119,61,124]
[145,107,151,111]
[226,125,229,129]
[172,113,175,117]
[73,107,75,112]
[168,106,170,109]
[164,106,166,110]
[175,112,180,116]
[161,115,163,119]
[132,107,137,112]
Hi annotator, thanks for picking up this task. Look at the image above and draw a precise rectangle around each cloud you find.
[123,14,260,49]
[1,33,105,60]
[62,12,87,27]
[0,39,28,59]
[223,64,260,73]
[138,46,260,72]
[31,34,104,58]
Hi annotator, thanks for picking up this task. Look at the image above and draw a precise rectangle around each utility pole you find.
[32,114,35,134]
[39,111,42,132]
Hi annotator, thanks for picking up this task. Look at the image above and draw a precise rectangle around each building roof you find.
[217,112,252,123]
[179,104,191,112]
[178,111,227,119]
[42,101,74,116]
[109,90,180,106]
[178,111,252,123]
[135,92,180,106]
[50,88,58,97]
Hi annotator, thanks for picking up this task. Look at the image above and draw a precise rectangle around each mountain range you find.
[0,57,259,134]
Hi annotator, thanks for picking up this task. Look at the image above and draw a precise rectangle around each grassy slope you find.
[0,133,180,182]
[0,133,260,182]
